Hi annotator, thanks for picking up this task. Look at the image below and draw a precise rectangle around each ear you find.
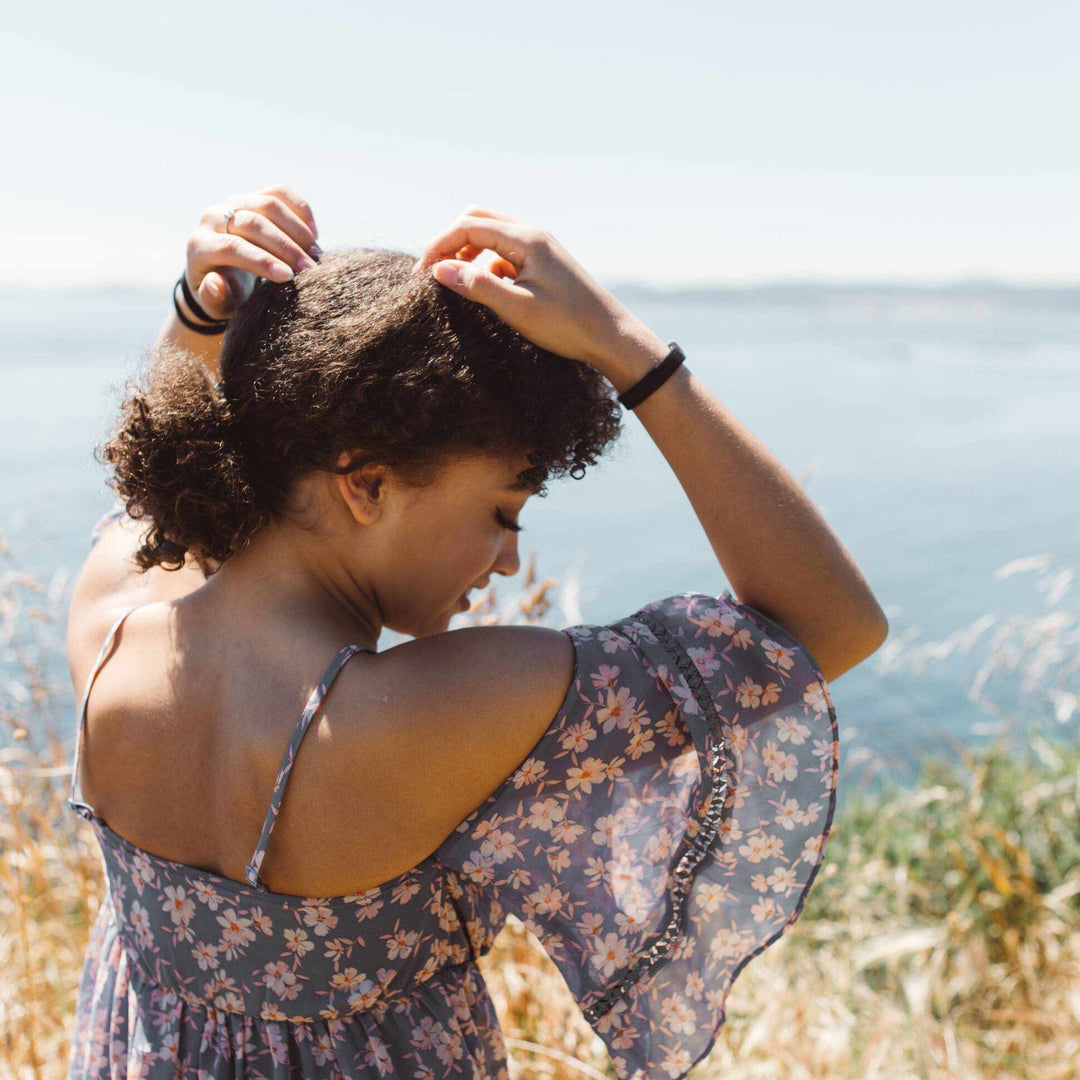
[333,451,390,525]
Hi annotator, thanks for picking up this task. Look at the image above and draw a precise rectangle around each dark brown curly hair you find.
[98,247,625,573]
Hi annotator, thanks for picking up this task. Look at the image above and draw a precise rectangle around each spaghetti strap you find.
[67,602,150,822]
[244,643,375,890]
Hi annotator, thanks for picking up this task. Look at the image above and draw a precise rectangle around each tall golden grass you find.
[1,541,1077,1079]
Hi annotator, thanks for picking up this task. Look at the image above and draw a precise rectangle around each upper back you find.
[67,599,577,895]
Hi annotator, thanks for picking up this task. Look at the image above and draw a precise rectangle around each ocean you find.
[2,282,1078,798]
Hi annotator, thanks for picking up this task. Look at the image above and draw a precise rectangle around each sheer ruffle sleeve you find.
[89,500,126,547]
[434,590,839,1080]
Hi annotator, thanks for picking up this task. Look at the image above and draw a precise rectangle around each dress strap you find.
[67,602,150,822]
[244,643,375,890]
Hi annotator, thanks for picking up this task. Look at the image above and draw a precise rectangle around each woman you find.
[65,183,887,1079]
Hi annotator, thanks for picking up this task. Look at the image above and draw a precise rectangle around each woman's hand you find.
[410,206,665,374]
[182,183,323,323]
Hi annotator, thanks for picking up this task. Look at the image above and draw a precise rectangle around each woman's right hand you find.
[410,206,665,374]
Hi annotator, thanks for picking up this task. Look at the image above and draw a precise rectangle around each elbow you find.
[818,608,889,684]
[857,603,890,655]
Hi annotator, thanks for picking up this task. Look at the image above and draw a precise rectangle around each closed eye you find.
[494,508,524,533]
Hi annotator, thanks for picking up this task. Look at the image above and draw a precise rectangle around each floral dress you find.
[66,506,839,1079]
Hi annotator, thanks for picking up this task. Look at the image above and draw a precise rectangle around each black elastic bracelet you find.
[172,279,228,336]
[617,342,686,410]
[179,272,228,326]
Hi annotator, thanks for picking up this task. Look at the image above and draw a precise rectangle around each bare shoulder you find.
[327,623,578,859]
[66,514,208,693]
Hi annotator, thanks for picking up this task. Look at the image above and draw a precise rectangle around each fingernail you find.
[298,255,318,272]
[269,264,294,282]
[432,262,460,287]
[410,259,423,276]
[308,243,323,259]
[207,281,223,300]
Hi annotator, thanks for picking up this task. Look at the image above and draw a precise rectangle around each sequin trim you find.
[580,604,731,1025]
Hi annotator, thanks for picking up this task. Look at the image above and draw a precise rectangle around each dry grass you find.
[1,540,1078,1079]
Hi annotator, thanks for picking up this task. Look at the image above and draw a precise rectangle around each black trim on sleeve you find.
[580,606,731,1025]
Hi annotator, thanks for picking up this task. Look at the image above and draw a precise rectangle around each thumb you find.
[199,271,233,315]
[431,260,525,312]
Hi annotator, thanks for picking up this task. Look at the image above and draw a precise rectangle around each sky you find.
[3,0,1079,288]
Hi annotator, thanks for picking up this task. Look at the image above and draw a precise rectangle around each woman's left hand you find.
[183,183,323,322]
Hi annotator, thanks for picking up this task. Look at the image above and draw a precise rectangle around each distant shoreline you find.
[8,279,1080,307]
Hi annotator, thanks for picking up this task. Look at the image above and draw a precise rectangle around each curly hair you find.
[98,247,625,573]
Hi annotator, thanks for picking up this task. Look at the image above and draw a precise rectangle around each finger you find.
[489,257,519,280]
[258,182,319,241]
[431,259,533,308]
[456,241,518,278]
[218,266,257,309]
[199,271,230,309]
[193,228,296,283]
[222,207,318,274]
[412,217,539,276]
[229,193,319,254]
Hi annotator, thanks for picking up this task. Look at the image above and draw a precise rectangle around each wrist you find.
[591,323,672,395]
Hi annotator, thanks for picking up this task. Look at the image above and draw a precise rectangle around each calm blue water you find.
[2,283,1078,799]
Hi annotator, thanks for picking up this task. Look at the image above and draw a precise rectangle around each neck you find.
[198,520,382,650]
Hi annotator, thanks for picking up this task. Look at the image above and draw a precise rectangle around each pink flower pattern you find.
[67,506,839,1079]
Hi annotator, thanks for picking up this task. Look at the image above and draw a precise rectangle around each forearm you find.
[153,293,226,380]
[599,328,887,680]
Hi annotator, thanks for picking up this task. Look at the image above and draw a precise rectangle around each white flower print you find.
[559,720,597,753]
[391,876,422,905]
[626,726,656,759]
[479,827,518,864]
[660,994,698,1036]
[525,797,565,831]
[250,905,273,935]
[191,879,223,910]
[589,931,631,978]
[566,757,609,794]
[776,714,811,744]
[762,638,797,671]
[661,1046,694,1077]
[804,680,830,713]
[162,885,195,926]
[385,927,419,960]
[191,940,219,971]
[513,756,548,787]
[284,927,314,956]
[773,796,805,830]
[262,960,301,1000]
[215,908,256,958]
[597,685,636,733]
[300,903,339,937]
[762,741,799,782]
[550,818,586,845]
[330,966,370,993]
[128,899,153,949]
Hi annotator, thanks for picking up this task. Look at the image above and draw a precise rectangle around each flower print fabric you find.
[68,505,839,1080]
[435,590,839,1080]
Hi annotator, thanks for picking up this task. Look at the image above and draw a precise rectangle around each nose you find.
[493,530,521,579]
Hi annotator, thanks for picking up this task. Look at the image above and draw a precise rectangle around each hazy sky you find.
[4,0,1078,286]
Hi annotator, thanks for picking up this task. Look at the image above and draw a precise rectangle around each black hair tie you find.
[617,342,687,410]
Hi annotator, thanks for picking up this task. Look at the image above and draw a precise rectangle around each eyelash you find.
[494,508,524,533]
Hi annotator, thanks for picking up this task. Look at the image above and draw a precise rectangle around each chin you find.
[408,611,455,640]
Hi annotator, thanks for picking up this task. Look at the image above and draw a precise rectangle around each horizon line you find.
[4,274,1080,295]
